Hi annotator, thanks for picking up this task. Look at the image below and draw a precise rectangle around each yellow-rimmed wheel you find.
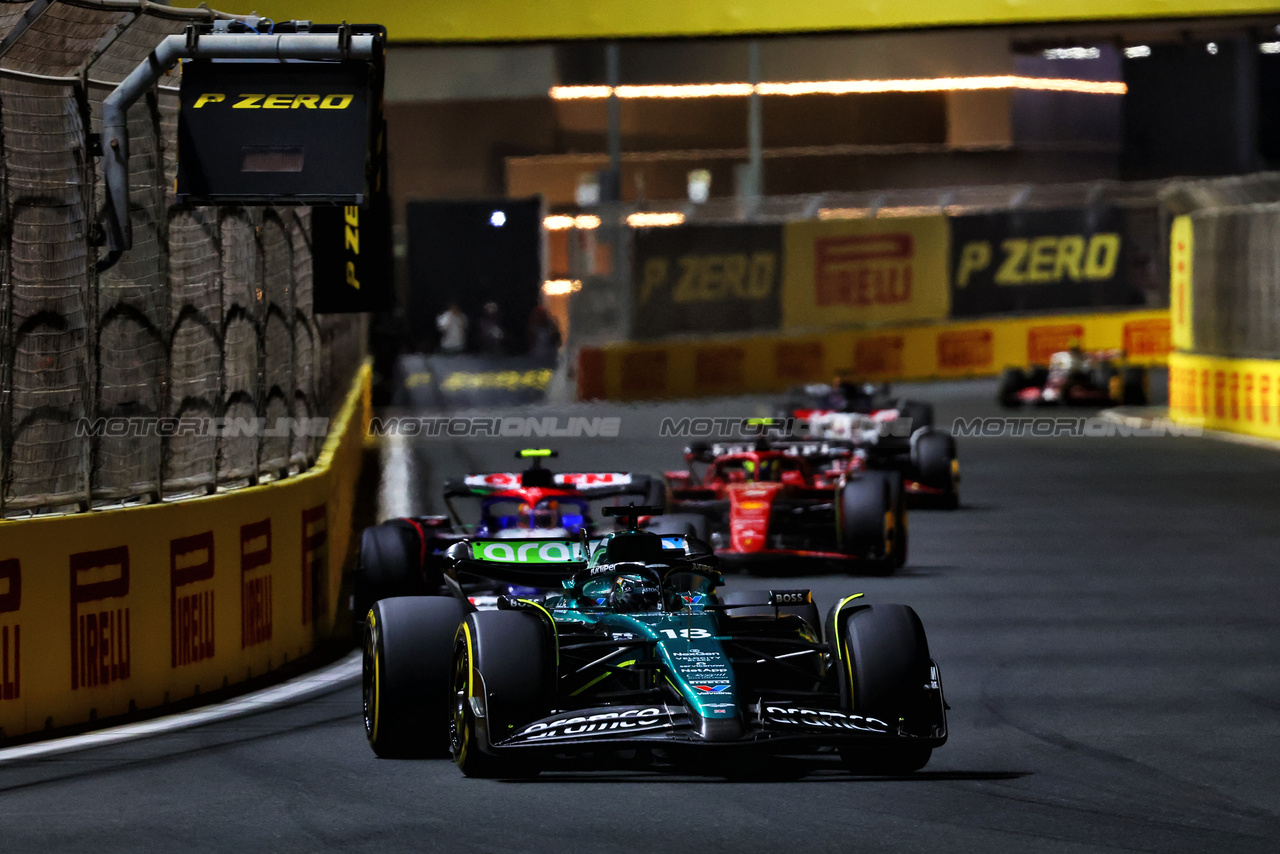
[825,601,936,774]
[450,611,554,778]
[841,472,897,574]
[361,596,467,758]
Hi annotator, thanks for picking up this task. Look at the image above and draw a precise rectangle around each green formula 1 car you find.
[362,506,947,777]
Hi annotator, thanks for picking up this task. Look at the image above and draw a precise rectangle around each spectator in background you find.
[528,304,562,359]
[478,301,506,356]
[436,302,468,355]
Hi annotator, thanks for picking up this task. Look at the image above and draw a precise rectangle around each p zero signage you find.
[782,217,950,330]
[178,60,375,204]
[950,207,1131,316]
[633,224,782,339]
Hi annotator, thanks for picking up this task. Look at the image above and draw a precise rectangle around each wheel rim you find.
[449,640,470,763]
[361,619,378,739]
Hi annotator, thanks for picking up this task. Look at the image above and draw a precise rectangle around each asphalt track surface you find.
[4,378,1280,853]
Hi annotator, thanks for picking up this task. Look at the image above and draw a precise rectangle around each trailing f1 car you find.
[352,449,661,619]
[999,347,1148,408]
[663,442,907,572]
[773,382,959,509]
[777,378,936,433]
[361,506,948,777]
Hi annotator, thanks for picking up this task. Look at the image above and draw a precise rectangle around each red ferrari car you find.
[659,442,906,573]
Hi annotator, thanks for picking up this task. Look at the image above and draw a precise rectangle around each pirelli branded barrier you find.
[631,210,1155,341]
[1168,352,1280,439]
[578,310,1170,401]
[634,224,782,340]
[781,217,951,330]
[0,365,370,740]
[1170,215,1194,352]
[949,207,1130,317]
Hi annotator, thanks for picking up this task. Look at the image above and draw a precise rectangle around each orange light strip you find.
[626,212,686,227]
[543,278,583,295]
[550,75,1126,100]
[543,214,602,231]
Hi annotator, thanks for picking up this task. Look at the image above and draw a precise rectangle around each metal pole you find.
[747,40,763,198]
[605,41,621,202]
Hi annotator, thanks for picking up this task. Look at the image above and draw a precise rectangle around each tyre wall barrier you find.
[577,309,1169,401]
[0,364,371,740]
[1169,352,1280,439]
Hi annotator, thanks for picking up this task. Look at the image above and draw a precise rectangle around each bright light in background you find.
[1207,42,1219,55]
[489,210,506,227]
[1125,45,1152,59]
[1261,42,1280,54]
[818,207,873,220]
[551,76,1127,100]
[626,212,685,228]
[1043,47,1101,60]
[543,279,582,296]
[542,214,601,231]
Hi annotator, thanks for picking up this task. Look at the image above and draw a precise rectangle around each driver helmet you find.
[606,571,662,613]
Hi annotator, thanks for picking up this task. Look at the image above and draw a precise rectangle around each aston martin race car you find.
[352,450,661,619]
[999,348,1148,408]
[362,507,948,777]
[662,442,907,572]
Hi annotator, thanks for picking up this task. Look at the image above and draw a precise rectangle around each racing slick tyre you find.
[363,596,469,759]
[885,471,908,569]
[895,399,934,431]
[1122,366,1148,405]
[451,610,555,778]
[998,368,1027,408]
[645,512,710,542]
[840,472,898,574]
[1093,361,1118,400]
[825,602,935,774]
[718,589,822,639]
[911,430,959,510]
[354,522,439,624]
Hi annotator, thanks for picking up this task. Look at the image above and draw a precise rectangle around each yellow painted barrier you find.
[579,310,1169,401]
[1170,216,1194,352]
[0,364,370,739]
[196,1,1280,42]
[1169,351,1280,439]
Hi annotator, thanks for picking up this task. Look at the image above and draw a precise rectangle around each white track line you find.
[0,650,360,765]
[1101,407,1280,451]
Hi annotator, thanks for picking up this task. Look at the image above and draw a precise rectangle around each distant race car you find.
[352,449,661,618]
[776,379,937,433]
[361,506,948,777]
[661,441,907,572]
[773,382,959,509]
[999,348,1148,408]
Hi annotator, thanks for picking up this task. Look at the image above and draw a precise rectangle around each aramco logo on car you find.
[472,541,586,563]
